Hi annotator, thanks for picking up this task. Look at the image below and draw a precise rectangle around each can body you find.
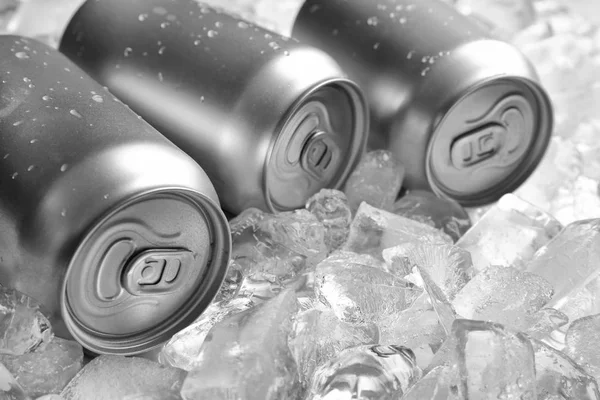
[293,0,553,206]
[59,0,369,214]
[0,36,231,355]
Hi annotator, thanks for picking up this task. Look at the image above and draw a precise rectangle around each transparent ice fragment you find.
[0,286,53,356]
[456,193,563,272]
[392,190,471,242]
[230,208,327,285]
[120,391,181,400]
[159,297,257,371]
[551,175,600,225]
[314,251,421,325]
[382,243,473,301]
[343,203,452,260]
[565,314,600,382]
[526,219,600,308]
[400,365,457,400]
[213,260,243,303]
[416,267,458,334]
[532,338,600,399]
[0,337,83,397]
[524,308,569,340]
[343,150,405,213]
[60,356,186,400]
[451,266,554,331]
[35,396,64,400]
[0,362,29,400]
[552,276,600,333]
[305,189,352,252]
[180,290,300,400]
[452,319,537,399]
[308,345,422,400]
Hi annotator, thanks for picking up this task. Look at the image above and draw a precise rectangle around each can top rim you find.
[61,187,231,355]
[425,75,553,206]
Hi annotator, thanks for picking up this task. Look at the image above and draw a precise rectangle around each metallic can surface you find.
[293,0,553,206]
[59,0,369,215]
[0,36,231,355]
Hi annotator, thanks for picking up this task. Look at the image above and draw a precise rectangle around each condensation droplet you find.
[11,172,18,179]
[27,165,34,172]
[152,6,167,15]
[421,67,431,76]
[373,42,380,50]
[194,39,201,46]
[138,13,148,21]
[215,21,223,28]
[29,139,37,144]
[367,16,379,26]
[407,50,415,59]
[207,30,217,38]
[61,209,67,217]
[60,164,69,172]
[160,22,170,29]
[15,52,28,59]
[200,96,205,102]
[12,121,23,126]
[103,194,110,200]
[158,72,164,82]
[70,109,82,118]
[399,17,407,24]
[92,94,104,103]
[238,21,248,29]
[23,77,31,83]
[284,51,290,56]
[158,46,166,55]
[124,47,132,57]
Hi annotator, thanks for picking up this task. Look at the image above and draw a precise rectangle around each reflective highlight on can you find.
[59,0,369,215]
[293,0,553,206]
[0,36,231,355]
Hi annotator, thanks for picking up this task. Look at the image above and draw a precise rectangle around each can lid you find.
[265,79,368,212]
[426,77,553,206]
[61,189,230,355]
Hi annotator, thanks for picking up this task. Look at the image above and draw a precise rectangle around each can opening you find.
[61,189,230,355]
[426,76,553,206]
[265,79,368,212]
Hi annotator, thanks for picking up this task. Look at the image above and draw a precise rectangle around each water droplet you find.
[194,39,201,46]
[11,172,18,179]
[158,72,164,82]
[64,67,71,72]
[124,47,132,57]
[269,41,280,50]
[103,194,110,200]
[158,46,166,55]
[138,13,148,21]
[70,109,82,118]
[15,52,28,59]
[61,209,67,217]
[207,30,217,38]
[399,17,407,24]
[264,33,273,39]
[3,153,8,159]
[23,77,31,83]
[373,42,380,50]
[200,6,210,14]
[237,21,248,29]
[92,94,103,103]
[160,22,170,29]
[29,139,37,144]
[200,96,205,102]
[12,121,23,126]
[152,6,167,15]
[27,165,34,172]
[215,21,223,28]
[60,164,69,172]
[421,67,430,76]
[284,51,290,56]
[367,16,379,26]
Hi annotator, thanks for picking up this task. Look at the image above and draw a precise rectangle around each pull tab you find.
[300,130,340,180]
[122,249,193,296]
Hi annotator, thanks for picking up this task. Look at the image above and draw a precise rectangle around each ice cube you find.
[551,175,600,225]
[0,362,29,400]
[392,190,472,242]
[456,194,563,272]
[288,308,379,388]
[382,243,473,300]
[35,396,64,400]
[343,150,405,213]
[400,365,457,400]
[314,251,421,325]
[416,267,458,334]
[455,0,536,38]
[308,345,421,400]
[342,203,452,260]
[452,319,537,399]
[305,189,353,252]
[230,208,327,285]
[565,314,600,382]
[552,276,600,332]
[180,290,300,400]
[0,286,53,356]
[213,261,243,303]
[0,337,83,397]
[451,266,554,331]
[531,338,600,399]
[571,120,600,181]
[120,391,182,400]
[60,356,186,400]
[526,219,600,307]
[159,297,257,371]
[524,308,569,340]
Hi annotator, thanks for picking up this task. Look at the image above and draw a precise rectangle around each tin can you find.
[0,36,231,355]
[59,0,369,215]
[293,0,553,206]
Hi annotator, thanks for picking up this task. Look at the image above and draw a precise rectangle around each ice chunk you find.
[288,309,379,388]
[400,365,456,400]
[551,175,600,225]
[527,219,600,307]
[159,297,257,371]
[0,337,83,397]
[392,190,471,242]
[343,150,405,213]
[305,189,352,252]
[416,267,458,334]
[552,276,600,332]
[455,0,536,38]
[230,208,327,285]
[342,203,452,260]
[571,120,600,181]
[452,319,537,399]
[524,308,569,340]
[180,290,300,400]
[382,243,473,301]
[314,251,421,325]
[532,338,600,399]
[35,396,64,400]
[565,314,600,382]
[213,260,243,303]
[308,345,421,400]
[60,356,186,400]
[120,391,181,400]
[451,266,554,331]
[456,194,562,272]
[0,286,53,356]
[0,362,29,400]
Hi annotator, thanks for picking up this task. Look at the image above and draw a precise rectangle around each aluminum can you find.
[293,0,553,206]
[0,36,231,355]
[59,0,369,214]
